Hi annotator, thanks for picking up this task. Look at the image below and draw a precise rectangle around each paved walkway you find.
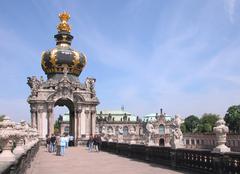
[27,146,186,174]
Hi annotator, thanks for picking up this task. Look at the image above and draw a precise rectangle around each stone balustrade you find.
[101,141,240,174]
[100,118,240,173]
[0,116,40,174]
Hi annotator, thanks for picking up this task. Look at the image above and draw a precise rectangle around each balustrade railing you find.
[101,141,240,174]
[0,116,40,174]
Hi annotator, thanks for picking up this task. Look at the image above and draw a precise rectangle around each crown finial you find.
[57,12,71,32]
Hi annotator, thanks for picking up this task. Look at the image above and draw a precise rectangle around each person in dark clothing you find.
[46,135,51,152]
[96,135,102,152]
[93,135,98,151]
[50,134,56,152]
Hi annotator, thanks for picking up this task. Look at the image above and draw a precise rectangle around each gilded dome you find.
[41,12,87,77]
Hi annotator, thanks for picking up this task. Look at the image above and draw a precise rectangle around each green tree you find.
[180,123,187,133]
[184,115,200,133]
[224,105,240,133]
[0,115,5,122]
[54,120,60,134]
[198,113,219,133]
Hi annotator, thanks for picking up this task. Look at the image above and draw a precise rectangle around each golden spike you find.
[57,12,71,32]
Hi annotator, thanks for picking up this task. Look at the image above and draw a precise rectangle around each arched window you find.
[123,126,128,136]
[159,124,165,135]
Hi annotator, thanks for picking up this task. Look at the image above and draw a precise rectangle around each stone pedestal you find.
[171,140,184,149]
[130,134,136,144]
[212,144,230,153]
[0,140,15,162]
[147,141,156,146]
[117,134,123,143]
[13,138,25,155]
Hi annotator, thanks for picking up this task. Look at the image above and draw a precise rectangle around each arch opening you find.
[53,98,76,141]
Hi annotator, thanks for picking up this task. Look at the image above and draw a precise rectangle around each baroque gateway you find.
[27,12,99,143]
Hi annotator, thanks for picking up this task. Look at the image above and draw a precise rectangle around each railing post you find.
[145,146,150,161]
[212,152,224,174]
[170,149,177,169]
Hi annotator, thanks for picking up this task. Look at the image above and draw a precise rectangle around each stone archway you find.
[27,12,99,144]
[54,98,75,137]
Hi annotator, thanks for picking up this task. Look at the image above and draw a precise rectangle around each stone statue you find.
[171,115,184,149]
[129,126,136,135]
[101,126,106,135]
[117,126,124,143]
[146,122,155,146]
[129,126,136,144]
[118,126,123,135]
[146,122,154,134]
[27,76,41,97]
[212,118,230,153]
[107,127,114,135]
[13,123,26,155]
[0,116,17,161]
[85,77,96,98]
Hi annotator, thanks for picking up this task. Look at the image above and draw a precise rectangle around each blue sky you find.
[0,0,240,122]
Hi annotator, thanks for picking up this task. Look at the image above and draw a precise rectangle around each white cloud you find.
[224,0,236,23]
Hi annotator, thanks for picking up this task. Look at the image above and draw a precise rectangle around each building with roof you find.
[143,113,172,122]
[97,110,138,122]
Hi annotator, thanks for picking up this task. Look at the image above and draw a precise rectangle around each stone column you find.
[31,110,37,128]
[30,105,37,128]
[37,109,43,139]
[47,108,54,136]
[85,110,90,137]
[91,110,96,135]
[76,109,82,139]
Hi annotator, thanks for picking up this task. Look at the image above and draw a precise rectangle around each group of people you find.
[46,134,74,156]
[46,134,102,155]
[87,135,102,152]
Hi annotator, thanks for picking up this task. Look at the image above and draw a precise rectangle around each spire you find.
[57,12,71,33]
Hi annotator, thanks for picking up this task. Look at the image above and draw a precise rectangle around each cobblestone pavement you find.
[26,146,187,174]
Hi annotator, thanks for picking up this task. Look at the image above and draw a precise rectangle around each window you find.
[159,124,165,135]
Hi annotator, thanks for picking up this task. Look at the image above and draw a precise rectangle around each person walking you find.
[46,135,51,152]
[60,135,66,156]
[65,134,69,148]
[93,135,98,152]
[56,134,61,156]
[97,135,102,152]
[50,134,56,152]
[88,135,94,152]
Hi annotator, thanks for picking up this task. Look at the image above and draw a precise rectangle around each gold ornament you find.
[57,12,71,32]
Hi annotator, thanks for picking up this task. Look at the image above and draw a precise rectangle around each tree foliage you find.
[184,115,200,133]
[0,115,5,122]
[182,113,219,133]
[198,113,219,133]
[54,120,60,134]
[180,123,187,133]
[224,105,240,133]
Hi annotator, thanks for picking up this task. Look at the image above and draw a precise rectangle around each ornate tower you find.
[27,12,99,143]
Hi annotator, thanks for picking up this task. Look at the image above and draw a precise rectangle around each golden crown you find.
[57,12,71,32]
